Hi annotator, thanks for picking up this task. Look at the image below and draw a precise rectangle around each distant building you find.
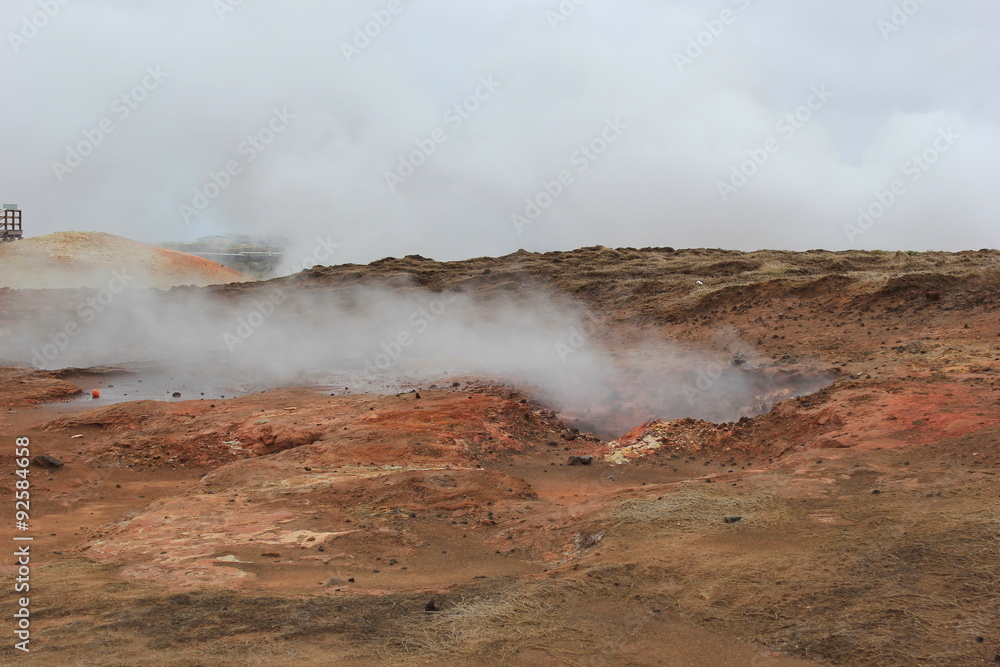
[1,204,22,242]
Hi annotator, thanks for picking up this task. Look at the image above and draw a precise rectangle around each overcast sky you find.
[2,0,997,265]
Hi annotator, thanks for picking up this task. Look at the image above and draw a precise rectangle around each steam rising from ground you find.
[3,2,999,256]
[1,284,830,436]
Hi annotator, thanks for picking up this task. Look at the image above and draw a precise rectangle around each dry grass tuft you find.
[611,486,790,531]
[388,580,595,665]
[605,481,1000,666]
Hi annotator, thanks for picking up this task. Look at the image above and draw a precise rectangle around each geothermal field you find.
[1,240,997,666]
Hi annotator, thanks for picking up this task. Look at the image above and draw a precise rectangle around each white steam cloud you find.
[1,0,998,263]
[0,284,831,436]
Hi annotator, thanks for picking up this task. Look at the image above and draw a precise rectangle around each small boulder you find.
[32,454,64,469]
[567,455,594,466]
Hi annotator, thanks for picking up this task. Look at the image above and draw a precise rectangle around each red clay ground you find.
[0,246,998,666]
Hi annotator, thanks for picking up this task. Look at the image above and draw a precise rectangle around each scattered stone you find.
[724,516,742,524]
[32,454,63,469]
[567,455,593,466]
[425,600,440,612]
[172,392,181,398]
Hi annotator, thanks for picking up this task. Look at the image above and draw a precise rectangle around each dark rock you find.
[172,392,182,398]
[31,454,63,469]
[567,455,594,466]
[724,516,742,524]
[425,599,439,612]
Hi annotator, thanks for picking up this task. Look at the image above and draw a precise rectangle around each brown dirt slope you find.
[275,246,1000,321]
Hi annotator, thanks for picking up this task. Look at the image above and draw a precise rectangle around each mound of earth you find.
[0,232,252,289]
[0,366,83,408]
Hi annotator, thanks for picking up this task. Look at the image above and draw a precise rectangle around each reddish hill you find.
[0,231,252,289]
